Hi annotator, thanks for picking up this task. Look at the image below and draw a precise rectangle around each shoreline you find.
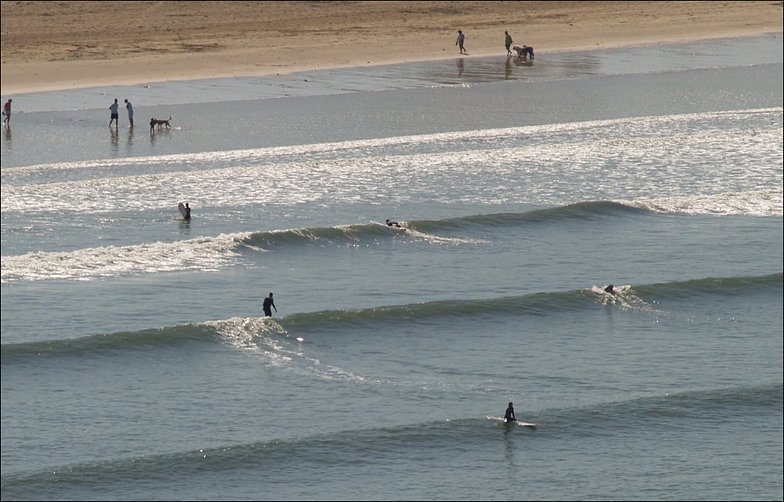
[4,29,780,96]
[2,1,781,95]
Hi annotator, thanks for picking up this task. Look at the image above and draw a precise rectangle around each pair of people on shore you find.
[109,98,134,127]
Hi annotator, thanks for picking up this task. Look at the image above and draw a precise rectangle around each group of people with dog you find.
[454,29,534,61]
[109,97,171,132]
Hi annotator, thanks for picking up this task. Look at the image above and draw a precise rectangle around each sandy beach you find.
[1,1,782,94]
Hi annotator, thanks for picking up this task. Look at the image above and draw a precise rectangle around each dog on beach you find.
[512,45,535,60]
[150,115,172,132]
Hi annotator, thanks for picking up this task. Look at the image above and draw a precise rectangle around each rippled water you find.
[2,36,782,501]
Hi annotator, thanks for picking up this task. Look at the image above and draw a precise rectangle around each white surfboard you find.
[486,415,538,428]
[178,202,188,219]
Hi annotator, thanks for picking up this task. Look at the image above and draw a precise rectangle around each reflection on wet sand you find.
[149,126,172,147]
[109,126,119,155]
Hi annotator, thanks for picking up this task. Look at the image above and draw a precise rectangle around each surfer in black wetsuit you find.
[184,202,191,220]
[504,402,517,422]
[604,284,615,294]
[386,219,402,228]
[262,292,277,317]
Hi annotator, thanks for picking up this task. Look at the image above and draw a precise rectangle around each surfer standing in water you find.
[504,402,517,422]
[184,202,191,220]
[262,292,277,317]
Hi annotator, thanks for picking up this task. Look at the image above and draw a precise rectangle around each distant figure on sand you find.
[2,99,11,127]
[124,99,134,128]
[109,98,119,128]
[504,402,517,422]
[505,31,513,56]
[262,292,277,317]
[456,30,466,54]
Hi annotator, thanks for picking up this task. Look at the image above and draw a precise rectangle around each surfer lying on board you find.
[604,284,615,294]
[504,402,517,422]
[386,219,402,228]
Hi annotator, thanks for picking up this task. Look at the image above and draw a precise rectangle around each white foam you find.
[0,232,251,282]
[625,190,783,216]
[206,316,368,382]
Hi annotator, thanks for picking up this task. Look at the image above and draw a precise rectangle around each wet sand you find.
[1,1,781,94]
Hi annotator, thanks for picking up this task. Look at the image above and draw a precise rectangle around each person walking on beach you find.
[505,31,513,56]
[109,98,119,128]
[124,99,134,128]
[456,30,466,54]
[2,99,11,127]
[262,292,277,317]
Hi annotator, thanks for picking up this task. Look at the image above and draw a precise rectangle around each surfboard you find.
[486,415,538,428]
[178,202,188,219]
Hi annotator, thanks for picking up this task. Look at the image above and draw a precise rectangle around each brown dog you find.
[150,115,172,132]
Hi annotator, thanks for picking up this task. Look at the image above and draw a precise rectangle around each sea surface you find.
[1,35,782,501]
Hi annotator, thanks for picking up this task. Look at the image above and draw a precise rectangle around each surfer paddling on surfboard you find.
[487,401,537,427]
[386,219,403,228]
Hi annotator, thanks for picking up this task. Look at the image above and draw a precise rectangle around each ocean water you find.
[1,35,782,501]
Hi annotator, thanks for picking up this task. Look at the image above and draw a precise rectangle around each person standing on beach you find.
[505,31,513,56]
[456,30,466,54]
[2,99,11,127]
[124,99,134,128]
[109,98,119,128]
[262,292,277,317]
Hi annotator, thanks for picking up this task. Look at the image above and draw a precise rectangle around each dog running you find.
[150,115,172,132]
